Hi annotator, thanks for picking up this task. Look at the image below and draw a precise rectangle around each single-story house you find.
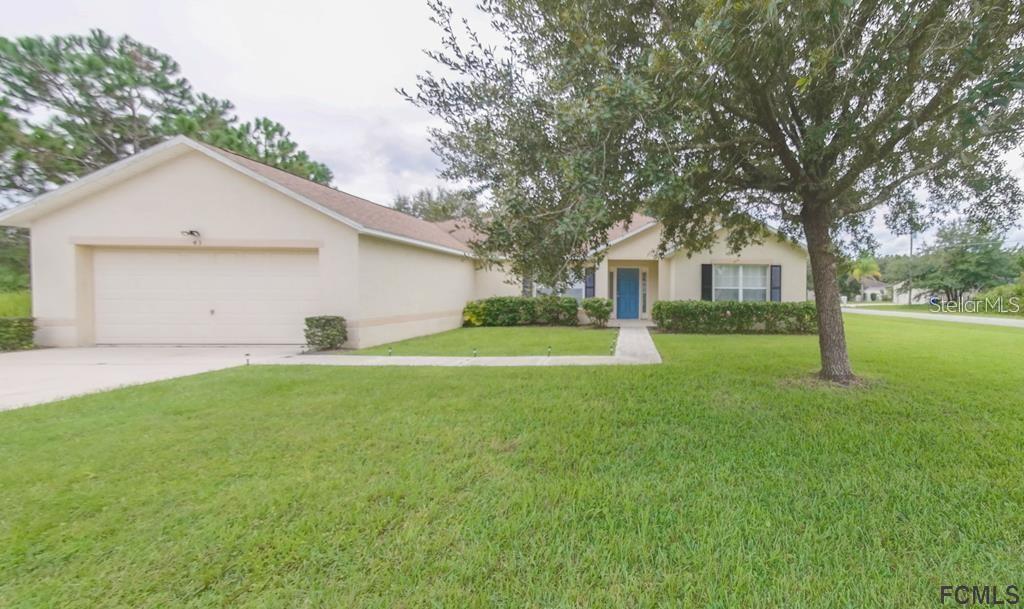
[0,136,808,348]
[855,276,889,302]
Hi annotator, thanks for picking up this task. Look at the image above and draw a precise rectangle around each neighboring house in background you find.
[856,276,889,302]
[0,136,807,348]
[890,281,969,305]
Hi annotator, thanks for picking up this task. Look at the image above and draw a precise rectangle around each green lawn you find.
[0,290,30,317]
[2,316,1022,607]
[347,326,619,356]
[856,303,1024,317]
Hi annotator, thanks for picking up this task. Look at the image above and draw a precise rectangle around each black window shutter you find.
[701,264,713,301]
[770,265,782,302]
[584,268,595,298]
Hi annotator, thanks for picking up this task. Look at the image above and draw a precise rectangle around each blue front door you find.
[616,268,640,319]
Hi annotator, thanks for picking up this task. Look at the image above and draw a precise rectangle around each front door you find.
[616,268,640,319]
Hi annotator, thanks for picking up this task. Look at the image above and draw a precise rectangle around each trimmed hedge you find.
[581,297,613,328]
[652,300,817,334]
[463,296,579,327]
[0,317,34,351]
[304,316,348,350]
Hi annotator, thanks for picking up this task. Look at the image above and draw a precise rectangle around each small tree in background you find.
[393,187,480,222]
[838,276,864,302]
[406,0,1024,382]
[850,257,882,282]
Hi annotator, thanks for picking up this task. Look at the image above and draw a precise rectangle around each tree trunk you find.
[802,207,856,383]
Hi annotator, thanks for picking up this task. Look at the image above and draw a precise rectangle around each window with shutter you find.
[770,265,782,301]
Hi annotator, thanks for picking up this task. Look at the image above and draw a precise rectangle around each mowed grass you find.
[347,326,619,356]
[1,316,1022,608]
[0,290,30,317]
[857,303,1024,317]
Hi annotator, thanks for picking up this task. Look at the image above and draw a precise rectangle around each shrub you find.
[462,296,579,327]
[0,317,34,351]
[581,297,613,327]
[463,300,487,327]
[534,295,579,325]
[304,316,347,350]
[652,300,817,334]
[465,296,536,326]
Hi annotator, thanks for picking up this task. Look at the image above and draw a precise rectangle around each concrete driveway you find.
[0,346,300,411]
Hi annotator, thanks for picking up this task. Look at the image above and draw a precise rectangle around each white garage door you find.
[93,248,320,344]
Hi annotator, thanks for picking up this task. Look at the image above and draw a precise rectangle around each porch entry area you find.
[608,262,658,320]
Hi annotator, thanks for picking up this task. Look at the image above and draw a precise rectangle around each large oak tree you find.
[406,0,1024,382]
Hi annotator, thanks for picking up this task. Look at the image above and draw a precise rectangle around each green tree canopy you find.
[0,29,331,204]
[407,0,1024,382]
[913,221,1019,302]
[393,187,480,222]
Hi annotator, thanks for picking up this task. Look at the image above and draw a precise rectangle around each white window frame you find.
[712,264,770,302]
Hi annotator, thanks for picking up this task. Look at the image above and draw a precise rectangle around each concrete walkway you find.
[843,306,1024,329]
[276,326,663,368]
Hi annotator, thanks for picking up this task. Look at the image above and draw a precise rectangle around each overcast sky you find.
[4,0,1022,255]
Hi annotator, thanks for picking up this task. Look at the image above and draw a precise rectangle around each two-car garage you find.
[92,248,320,344]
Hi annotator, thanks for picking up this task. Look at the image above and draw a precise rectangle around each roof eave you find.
[360,227,471,257]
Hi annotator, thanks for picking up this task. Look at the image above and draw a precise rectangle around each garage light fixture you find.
[180,229,201,245]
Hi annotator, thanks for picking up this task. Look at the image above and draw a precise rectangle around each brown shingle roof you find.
[860,276,887,288]
[607,213,658,242]
[204,144,471,253]
[433,218,481,245]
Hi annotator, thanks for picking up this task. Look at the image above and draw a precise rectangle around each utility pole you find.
[908,229,914,305]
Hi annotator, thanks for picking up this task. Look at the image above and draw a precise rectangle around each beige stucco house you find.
[0,136,807,348]
[583,215,808,321]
